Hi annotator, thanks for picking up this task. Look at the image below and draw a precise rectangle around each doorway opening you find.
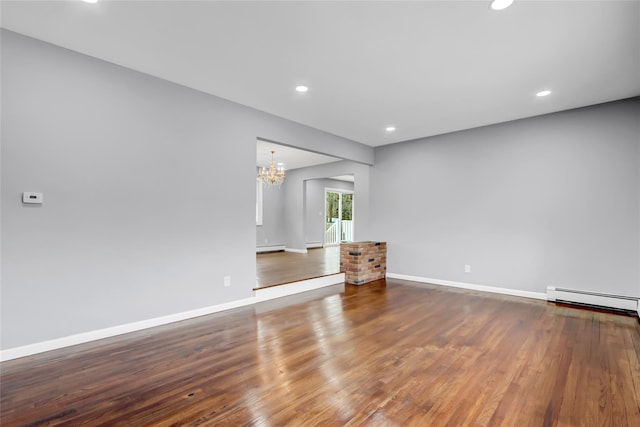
[324,189,354,246]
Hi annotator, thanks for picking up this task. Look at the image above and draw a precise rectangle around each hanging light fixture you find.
[257,150,286,187]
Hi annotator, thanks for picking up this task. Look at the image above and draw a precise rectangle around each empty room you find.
[1,1,639,426]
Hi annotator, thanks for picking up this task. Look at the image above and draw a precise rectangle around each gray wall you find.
[284,161,370,250]
[0,30,373,349]
[256,176,353,248]
[3,29,637,352]
[372,98,640,296]
[256,181,285,248]
[304,179,354,245]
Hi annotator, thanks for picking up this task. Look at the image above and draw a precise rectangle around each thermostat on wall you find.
[23,192,43,204]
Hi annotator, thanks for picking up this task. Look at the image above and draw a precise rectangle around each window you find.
[256,180,263,225]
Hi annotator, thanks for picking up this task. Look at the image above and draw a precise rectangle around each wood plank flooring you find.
[2,278,639,426]
[255,247,340,289]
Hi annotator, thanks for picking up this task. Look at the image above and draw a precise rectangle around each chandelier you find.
[257,150,286,187]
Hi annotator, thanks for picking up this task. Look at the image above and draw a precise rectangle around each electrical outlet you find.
[224,276,231,287]
[464,264,471,273]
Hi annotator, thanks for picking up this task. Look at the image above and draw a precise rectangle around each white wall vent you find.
[547,286,638,312]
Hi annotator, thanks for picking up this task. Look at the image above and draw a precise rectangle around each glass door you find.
[340,193,353,242]
[324,190,354,246]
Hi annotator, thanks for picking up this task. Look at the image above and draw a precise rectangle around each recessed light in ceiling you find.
[82,0,99,4]
[489,0,513,11]
[536,90,552,97]
[295,85,308,93]
[385,126,396,132]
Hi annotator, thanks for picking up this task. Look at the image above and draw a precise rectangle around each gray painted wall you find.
[372,98,640,296]
[304,179,354,245]
[256,176,353,248]
[3,29,637,352]
[284,161,370,250]
[0,30,373,349]
[256,181,285,248]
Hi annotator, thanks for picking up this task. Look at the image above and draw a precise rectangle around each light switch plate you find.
[23,192,43,204]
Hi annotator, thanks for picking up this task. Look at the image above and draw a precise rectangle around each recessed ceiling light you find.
[82,0,99,3]
[490,0,513,11]
[295,86,308,93]
[536,90,552,97]
[385,126,396,132]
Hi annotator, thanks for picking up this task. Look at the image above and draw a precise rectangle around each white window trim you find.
[256,179,263,226]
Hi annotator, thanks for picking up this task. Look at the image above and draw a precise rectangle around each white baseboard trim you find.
[285,247,308,254]
[255,273,345,302]
[306,242,323,249]
[386,273,547,301]
[0,273,349,362]
[256,245,285,253]
[0,297,257,362]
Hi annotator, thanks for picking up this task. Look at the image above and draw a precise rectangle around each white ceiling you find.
[2,1,639,147]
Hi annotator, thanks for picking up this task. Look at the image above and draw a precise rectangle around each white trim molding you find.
[386,273,547,301]
[255,273,345,302]
[0,273,347,362]
[0,297,257,362]
[284,247,308,254]
[306,242,323,249]
[256,178,263,226]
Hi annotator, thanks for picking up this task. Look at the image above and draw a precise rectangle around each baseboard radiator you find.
[547,286,638,312]
[256,245,285,253]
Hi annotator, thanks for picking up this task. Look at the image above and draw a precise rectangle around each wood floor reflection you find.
[255,246,340,289]
[2,279,640,426]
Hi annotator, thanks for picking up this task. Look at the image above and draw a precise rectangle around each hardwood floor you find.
[2,278,639,426]
[255,247,340,289]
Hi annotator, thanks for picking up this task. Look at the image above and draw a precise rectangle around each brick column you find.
[340,241,387,285]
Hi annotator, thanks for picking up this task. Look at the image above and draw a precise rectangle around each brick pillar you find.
[340,241,387,285]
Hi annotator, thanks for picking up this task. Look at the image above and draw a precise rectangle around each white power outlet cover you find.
[23,192,43,204]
